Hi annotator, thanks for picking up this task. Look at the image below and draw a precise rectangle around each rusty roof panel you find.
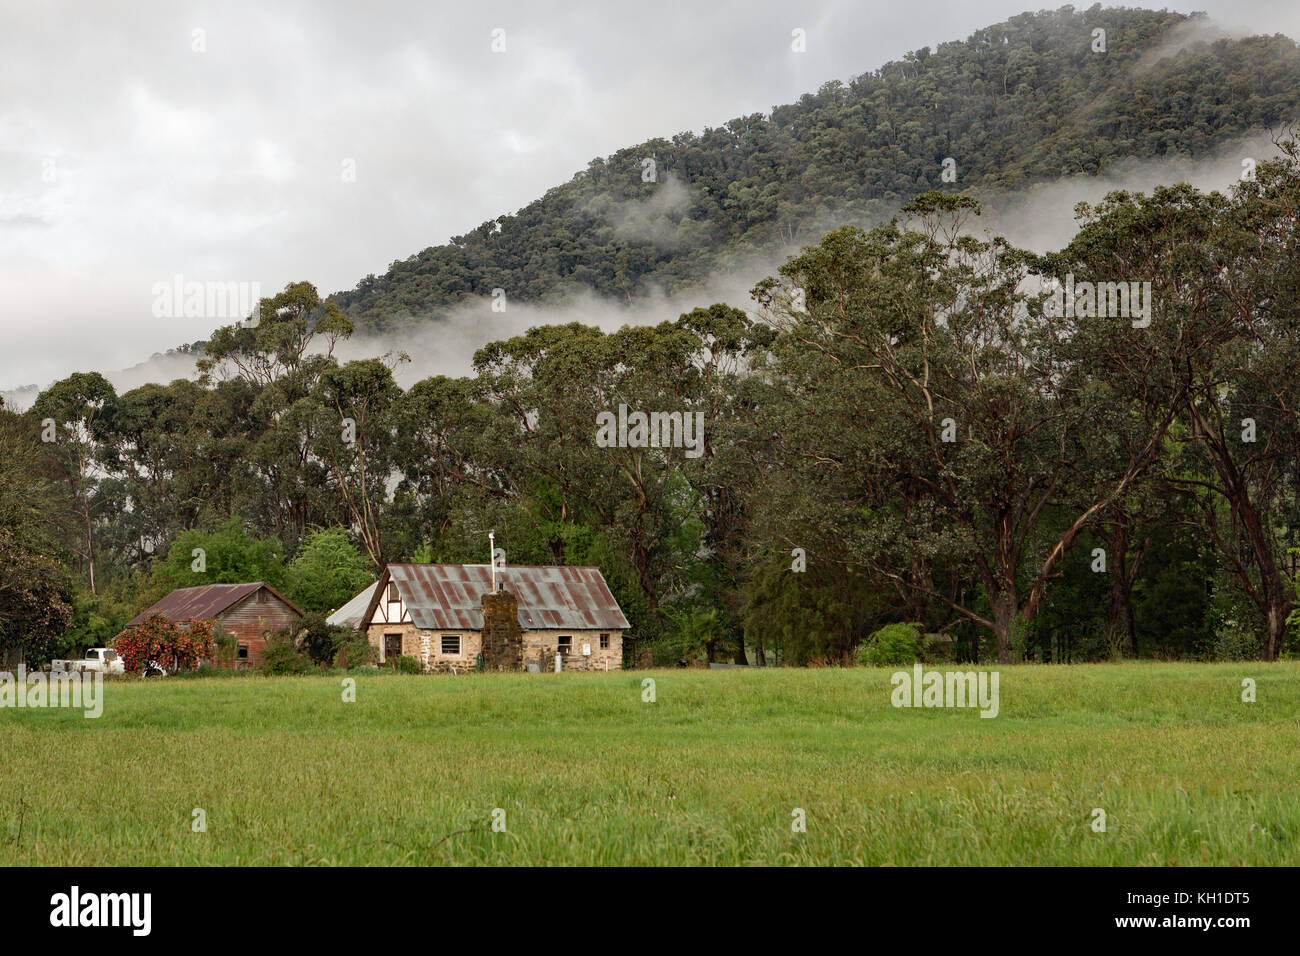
[128,582,303,626]
[384,564,630,632]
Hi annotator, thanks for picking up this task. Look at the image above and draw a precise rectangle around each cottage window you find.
[257,590,268,604]
[441,635,460,655]
[599,633,610,650]
[557,635,572,654]
[384,634,402,661]
[237,643,249,660]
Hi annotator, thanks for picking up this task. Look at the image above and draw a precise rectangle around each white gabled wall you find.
[372,581,411,625]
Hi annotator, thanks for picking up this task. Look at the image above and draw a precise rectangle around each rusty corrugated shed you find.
[128,582,302,626]
[386,564,630,631]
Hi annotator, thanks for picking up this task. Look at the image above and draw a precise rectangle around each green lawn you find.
[1,663,1297,865]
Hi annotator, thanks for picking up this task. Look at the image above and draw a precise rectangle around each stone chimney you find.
[481,589,523,672]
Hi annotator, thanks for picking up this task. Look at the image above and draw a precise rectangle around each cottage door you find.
[385,634,402,662]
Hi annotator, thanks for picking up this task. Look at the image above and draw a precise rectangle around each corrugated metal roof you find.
[128,582,302,626]
[384,564,630,631]
[327,581,380,628]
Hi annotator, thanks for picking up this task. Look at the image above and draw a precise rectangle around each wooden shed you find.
[128,582,303,668]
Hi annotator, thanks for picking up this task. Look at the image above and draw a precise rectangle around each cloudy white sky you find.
[3,0,1300,393]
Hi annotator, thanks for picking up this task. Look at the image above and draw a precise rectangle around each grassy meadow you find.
[1,663,1298,865]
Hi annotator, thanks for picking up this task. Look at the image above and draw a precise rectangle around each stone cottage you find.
[360,563,629,673]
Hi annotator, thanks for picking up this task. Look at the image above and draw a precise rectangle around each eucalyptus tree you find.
[1050,147,1300,660]
[29,372,117,594]
[198,281,353,399]
[392,374,514,555]
[473,322,619,560]
[312,356,406,568]
[198,282,357,548]
[98,379,206,564]
[472,320,709,636]
[0,410,74,660]
[674,303,776,663]
[755,193,1176,662]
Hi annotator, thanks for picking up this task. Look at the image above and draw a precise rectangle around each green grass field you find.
[1,663,1298,865]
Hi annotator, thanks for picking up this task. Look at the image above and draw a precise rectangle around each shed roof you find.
[327,581,380,629]
[129,582,303,626]
[378,564,630,631]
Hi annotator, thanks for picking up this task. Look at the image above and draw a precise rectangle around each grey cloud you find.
[4,0,1300,395]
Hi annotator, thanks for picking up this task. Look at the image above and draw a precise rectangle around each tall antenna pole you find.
[488,529,497,593]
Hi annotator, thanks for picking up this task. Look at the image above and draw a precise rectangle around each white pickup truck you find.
[50,648,125,675]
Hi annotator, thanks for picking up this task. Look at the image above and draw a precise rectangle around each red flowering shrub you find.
[112,615,216,674]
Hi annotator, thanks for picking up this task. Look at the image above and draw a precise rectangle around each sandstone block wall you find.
[524,629,622,671]
[367,622,622,673]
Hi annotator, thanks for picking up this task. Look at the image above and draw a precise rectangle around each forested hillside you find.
[332,6,1300,329]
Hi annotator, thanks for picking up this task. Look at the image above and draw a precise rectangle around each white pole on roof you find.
[488,530,497,593]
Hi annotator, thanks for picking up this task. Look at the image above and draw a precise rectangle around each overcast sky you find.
[3,0,1300,392]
